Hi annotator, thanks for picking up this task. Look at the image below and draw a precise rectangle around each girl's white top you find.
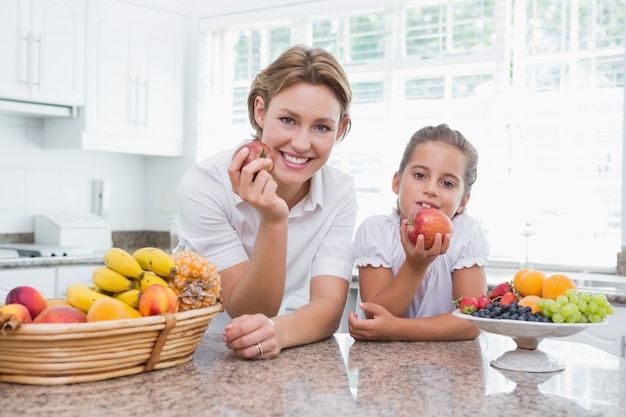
[175,146,357,326]
[353,210,489,318]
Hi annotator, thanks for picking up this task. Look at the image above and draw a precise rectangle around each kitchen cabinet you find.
[562,304,626,358]
[0,0,85,107]
[55,265,96,298]
[45,0,185,156]
[0,268,56,300]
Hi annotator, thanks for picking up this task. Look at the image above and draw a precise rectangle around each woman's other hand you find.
[222,313,280,359]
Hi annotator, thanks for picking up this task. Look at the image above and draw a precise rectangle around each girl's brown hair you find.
[247,45,352,141]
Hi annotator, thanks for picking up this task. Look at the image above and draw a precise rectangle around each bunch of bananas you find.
[66,247,177,316]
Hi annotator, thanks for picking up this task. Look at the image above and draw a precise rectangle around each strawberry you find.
[477,294,490,310]
[500,291,519,306]
[489,282,513,301]
[455,296,479,315]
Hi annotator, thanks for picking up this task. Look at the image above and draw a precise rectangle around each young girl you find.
[348,124,488,341]
[176,45,356,358]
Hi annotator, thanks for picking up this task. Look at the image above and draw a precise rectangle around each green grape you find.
[552,312,565,323]
[564,288,579,298]
[579,315,589,323]
[561,304,573,317]
[548,300,561,313]
[556,295,569,306]
[597,307,607,318]
[576,299,588,313]
[588,301,599,313]
[580,292,591,303]
[606,303,615,315]
[542,308,553,318]
[573,311,582,323]
[536,298,546,309]
[567,294,579,304]
[592,293,608,305]
[564,314,577,323]
[589,314,602,323]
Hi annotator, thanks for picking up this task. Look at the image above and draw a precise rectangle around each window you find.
[200,0,625,271]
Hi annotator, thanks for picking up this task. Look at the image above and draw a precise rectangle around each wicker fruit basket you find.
[0,303,221,385]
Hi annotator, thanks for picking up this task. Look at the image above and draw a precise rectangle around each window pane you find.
[350,13,385,61]
[527,0,570,54]
[405,78,445,100]
[270,27,292,59]
[406,5,445,57]
[579,0,625,50]
[451,0,496,51]
[353,81,384,103]
[233,30,261,80]
[312,19,345,57]
[452,74,494,97]
[232,86,248,124]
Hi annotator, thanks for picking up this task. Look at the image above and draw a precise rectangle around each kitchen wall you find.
[0,2,203,240]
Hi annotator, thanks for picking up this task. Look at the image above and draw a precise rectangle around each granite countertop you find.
[0,255,104,269]
[0,332,624,417]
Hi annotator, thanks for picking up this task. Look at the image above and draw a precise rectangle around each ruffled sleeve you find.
[353,213,398,269]
[448,213,490,270]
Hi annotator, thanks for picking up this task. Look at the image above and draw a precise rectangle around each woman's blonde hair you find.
[247,45,352,142]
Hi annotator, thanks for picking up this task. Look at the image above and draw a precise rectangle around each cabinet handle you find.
[129,78,138,125]
[31,33,42,88]
[139,79,148,126]
[19,33,29,86]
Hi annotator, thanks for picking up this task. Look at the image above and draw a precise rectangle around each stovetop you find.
[0,243,96,258]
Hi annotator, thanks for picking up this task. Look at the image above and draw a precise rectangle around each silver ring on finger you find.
[256,342,263,356]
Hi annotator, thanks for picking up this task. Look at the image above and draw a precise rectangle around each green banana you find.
[113,288,142,309]
[132,247,177,278]
[103,247,144,279]
[139,272,169,292]
[92,267,134,293]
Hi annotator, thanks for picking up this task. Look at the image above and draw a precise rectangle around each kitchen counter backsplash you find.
[0,231,171,269]
[0,231,170,252]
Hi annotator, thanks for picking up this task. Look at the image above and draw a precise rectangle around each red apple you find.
[5,285,47,320]
[405,207,453,249]
[234,141,274,172]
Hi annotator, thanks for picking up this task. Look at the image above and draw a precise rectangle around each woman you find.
[176,45,355,358]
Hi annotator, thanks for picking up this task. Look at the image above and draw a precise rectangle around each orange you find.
[519,295,542,314]
[541,273,577,300]
[513,269,546,297]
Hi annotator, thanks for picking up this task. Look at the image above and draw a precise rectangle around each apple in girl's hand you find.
[234,141,274,172]
[405,207,453,249]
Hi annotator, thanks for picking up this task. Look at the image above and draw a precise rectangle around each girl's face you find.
[253,82,349,189]
[392,141,470,221]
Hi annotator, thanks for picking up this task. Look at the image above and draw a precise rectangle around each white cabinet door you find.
[45,0,184,156]
[0,268,56,300]
[0,0,85,106]
[55,265,97,298]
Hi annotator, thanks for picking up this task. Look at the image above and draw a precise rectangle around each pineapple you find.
[169,251,221,311]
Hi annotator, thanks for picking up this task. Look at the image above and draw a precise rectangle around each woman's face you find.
[253,82,348,188]
[393,141,470,221]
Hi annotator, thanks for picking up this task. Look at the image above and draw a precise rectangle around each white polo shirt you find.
[175,147,357,312]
